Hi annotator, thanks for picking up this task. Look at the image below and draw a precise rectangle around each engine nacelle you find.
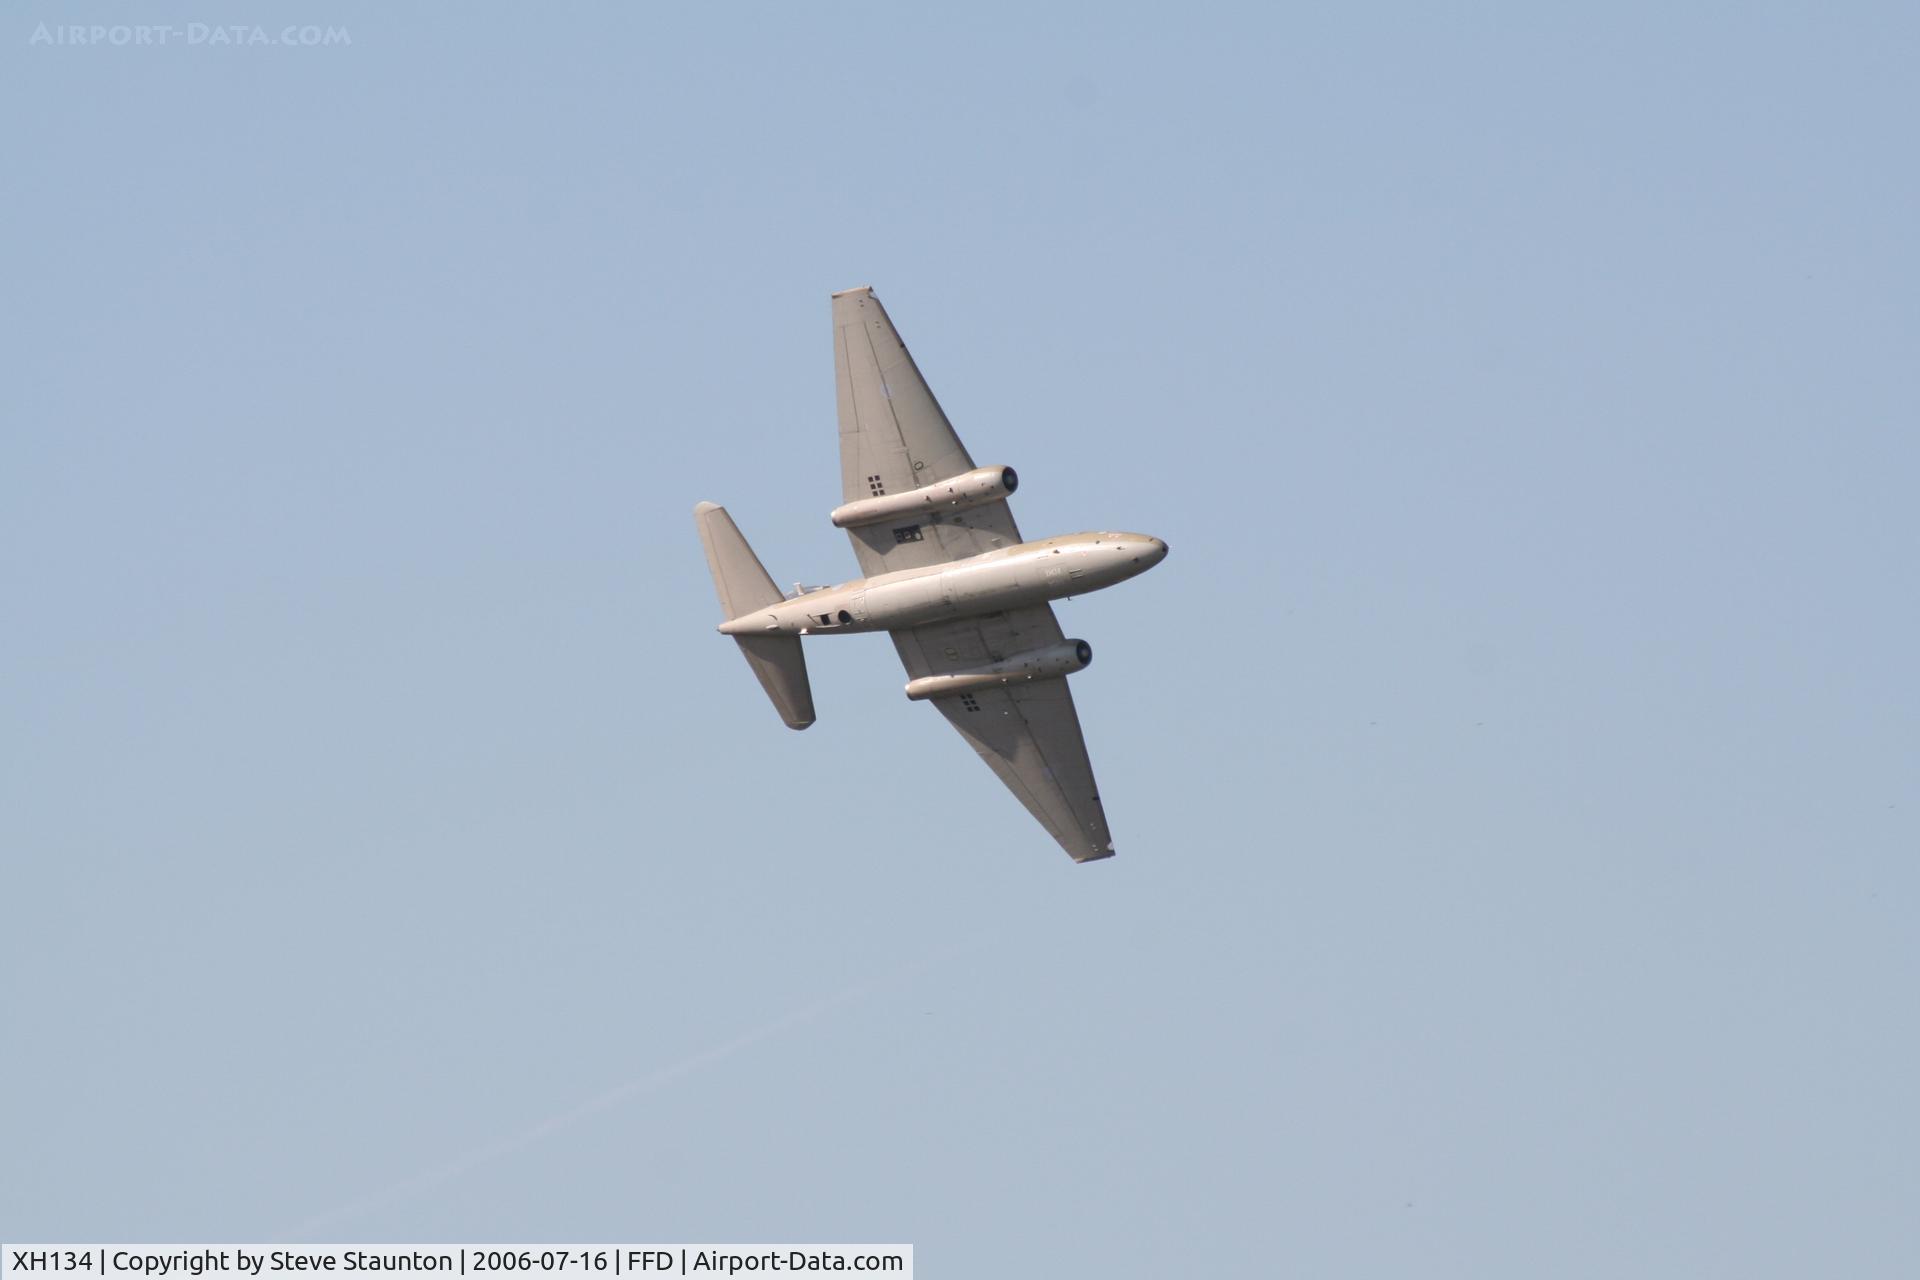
[830,465,1018,529]
[904,639,1092,701]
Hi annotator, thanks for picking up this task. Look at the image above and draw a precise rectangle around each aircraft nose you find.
[1148,536,1168,563]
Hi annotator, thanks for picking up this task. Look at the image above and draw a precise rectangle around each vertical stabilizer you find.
[732,633,815,730]
[693,502,815,730]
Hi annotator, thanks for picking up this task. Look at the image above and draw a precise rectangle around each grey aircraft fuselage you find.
[718,530,1168,638]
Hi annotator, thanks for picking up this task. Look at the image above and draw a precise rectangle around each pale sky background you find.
[3,4,1916,1275]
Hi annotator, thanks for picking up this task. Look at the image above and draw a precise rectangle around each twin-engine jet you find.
[694,287,1168,862]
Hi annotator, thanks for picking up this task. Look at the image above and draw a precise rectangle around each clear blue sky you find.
[4,4,1915,1274]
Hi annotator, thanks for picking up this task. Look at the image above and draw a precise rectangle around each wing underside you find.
[893,606,1113,862]
[836,287,1113,861]
[833,287,1021,577]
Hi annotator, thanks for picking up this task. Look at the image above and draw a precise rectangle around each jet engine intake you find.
[830,465,1018,529]
[904,638,1091,701]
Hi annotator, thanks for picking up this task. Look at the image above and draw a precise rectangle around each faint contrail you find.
[275,938,980,1239]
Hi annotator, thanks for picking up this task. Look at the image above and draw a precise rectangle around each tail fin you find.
[694,502,815,730]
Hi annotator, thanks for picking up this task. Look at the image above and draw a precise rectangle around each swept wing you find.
[834,287,1114,861]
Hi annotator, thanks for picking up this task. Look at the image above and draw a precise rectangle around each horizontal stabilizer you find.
[694,501,784,620]
[694,502,815,730]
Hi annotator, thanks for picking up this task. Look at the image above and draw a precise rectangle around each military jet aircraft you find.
[694,287,1168,861]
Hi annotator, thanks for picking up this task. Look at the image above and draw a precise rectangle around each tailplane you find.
[693,502,815,730]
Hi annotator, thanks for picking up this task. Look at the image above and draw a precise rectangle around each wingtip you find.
[694,500,722,516]
[830,284,874,299]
